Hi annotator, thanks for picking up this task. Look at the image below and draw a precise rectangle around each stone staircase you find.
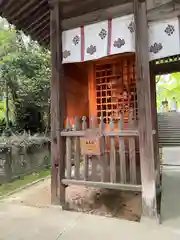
[158,112,180,147]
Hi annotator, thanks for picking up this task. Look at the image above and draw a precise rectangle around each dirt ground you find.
[5,178,141,222]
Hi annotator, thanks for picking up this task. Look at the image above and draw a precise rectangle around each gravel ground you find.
[4,178,141,222]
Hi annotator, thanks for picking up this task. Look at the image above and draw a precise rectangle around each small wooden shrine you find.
[1,0,180,223]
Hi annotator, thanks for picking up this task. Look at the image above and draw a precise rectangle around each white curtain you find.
[62,15,180,63]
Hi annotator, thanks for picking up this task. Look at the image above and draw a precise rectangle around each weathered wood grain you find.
[62,179,142,192]
[134,0,157,219]
[99,115,107,182]
[109,118,116,183]
[66,118,72,179]
[50,1,66,206]
[150,62,160,186]
[61,130,139,137]
[74,117,81,180]
[82,116,89,180]
[118,114,126,184]
[128,111,137,184]
[90,117,98,181]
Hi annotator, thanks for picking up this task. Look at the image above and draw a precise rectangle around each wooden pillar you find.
[134,0,158,220]
[150,62,160,187]
[88,63,96,118]
[50,0,66,206]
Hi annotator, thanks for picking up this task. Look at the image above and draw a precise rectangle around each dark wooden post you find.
[50,0,66,206]
[134,0,158,220]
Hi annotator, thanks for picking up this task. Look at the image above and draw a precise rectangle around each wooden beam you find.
[33,21,49,37]
[9,0,37,20]
[62,2,133,30]
[60,0,86,4]
[61,0,172,20]
[0,0,7,8]
[28,15,49,35]
[17,2,49,30]
[26,11,49,32]
[61,0,175,30]
[88,63,97,117]
[62,179,142,192]
[50,3,58,205]
[50,0,66,206]
[0,0,14,12]
[148,1,180,22]
[39,31,50,45]
[134,0,158,221]
[62,0,132,19]
[2,1,28,18]
[147,0,174,10]
[153,60,180,75]
[61,130,139,137]
[150,62,160,188]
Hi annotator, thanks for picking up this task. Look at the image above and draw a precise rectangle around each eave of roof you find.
[0,0,131,47]
[0,0,176,47]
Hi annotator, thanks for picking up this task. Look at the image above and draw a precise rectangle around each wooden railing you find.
[61,114,141,192]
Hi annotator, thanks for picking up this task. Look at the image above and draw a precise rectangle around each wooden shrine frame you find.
[49,0,160,222]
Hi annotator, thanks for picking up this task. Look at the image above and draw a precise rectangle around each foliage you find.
[0,169,50,197]
[0,18,51,133]
[156,73,180,111]
[0,131,50,152]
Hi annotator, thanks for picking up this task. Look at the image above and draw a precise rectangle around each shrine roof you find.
[0,0,129,46]
[0,0,177,47]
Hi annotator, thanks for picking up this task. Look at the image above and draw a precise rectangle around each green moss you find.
[0,168,50,197]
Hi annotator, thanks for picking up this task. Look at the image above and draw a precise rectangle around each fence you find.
[61,113,141,192]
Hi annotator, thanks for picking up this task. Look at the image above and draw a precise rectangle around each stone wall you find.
[0,142,50,184]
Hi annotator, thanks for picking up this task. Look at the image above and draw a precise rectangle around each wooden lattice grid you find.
[95,54,137,124]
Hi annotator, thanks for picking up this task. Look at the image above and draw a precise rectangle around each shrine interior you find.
[65,53,138,129]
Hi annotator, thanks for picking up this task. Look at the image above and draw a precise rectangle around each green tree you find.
[156,73,180,111]
[0,18,50,133]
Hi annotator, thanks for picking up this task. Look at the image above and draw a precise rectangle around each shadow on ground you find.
[4,179,142,222]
